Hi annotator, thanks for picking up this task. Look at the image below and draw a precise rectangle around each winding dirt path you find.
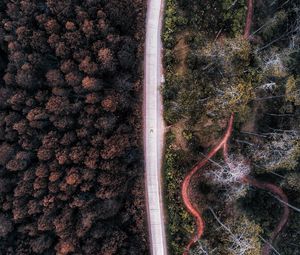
[182,113,290,255]
[181,114,234,255]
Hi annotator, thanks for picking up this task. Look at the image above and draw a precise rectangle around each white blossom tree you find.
[205,155,250,201]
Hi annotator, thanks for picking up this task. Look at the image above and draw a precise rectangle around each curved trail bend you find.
[242,176,290,255]
[182,113,290,255]
[182,114,234,255]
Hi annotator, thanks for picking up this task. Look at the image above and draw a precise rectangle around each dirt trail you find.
[182,114,290,255]
[182,114,234,255]
[242,176,290,255]
[244,0,254,39]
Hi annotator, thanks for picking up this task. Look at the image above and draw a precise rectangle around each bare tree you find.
[190,240,212,255]
[205,155,250,201]
[253,131,300,171]
[209,208,259,255]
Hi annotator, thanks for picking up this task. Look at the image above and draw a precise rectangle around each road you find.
[144,0,167,255]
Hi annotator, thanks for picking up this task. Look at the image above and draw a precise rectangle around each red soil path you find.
[242,176,290,255]
[181,114,234,255]
[182,113,290,255]
[244,0,254,39]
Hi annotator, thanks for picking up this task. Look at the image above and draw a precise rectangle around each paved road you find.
[144,0,167,255]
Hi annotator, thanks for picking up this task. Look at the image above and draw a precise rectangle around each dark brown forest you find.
[0,0,148,254]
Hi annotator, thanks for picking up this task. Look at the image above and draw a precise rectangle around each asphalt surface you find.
[144,0,167,254]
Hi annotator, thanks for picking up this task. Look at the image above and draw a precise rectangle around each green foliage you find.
[163,131,194,254]
[288,50,300,75]
[284,172,300,192]
[163,0,187,50]
[261,51,288,78]
[276,209,300,254]
[285,76,300,105]
[182,130,193,141]
[253,132,300,172]
[222,0,247,36]
[260,10,288,42]
[163,0,177,49]
[189,36,255,121]
[206,81,254,122]
[162,74,182,124]
[200,36,251,75]
[224,215,262,255]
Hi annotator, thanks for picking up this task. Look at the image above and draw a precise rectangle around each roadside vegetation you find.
[162,0,300,254]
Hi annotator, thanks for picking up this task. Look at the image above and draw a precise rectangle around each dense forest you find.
[0,0,148,254]
[162,0,300,254]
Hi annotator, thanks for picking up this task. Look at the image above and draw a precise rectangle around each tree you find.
[0,214,13,237]
[101,95,118,112]
[0,143,15,166]
[16,64,38,90]
[30,234,53,254]
[98,47,115,72]
[261,53,287,78]
[117,37,137,70]
[79,56,98,75]
[288,50,300,75]
[82,76,102,91]
[205,155,250,201]
[46,69,64,87]
[253,131,300,171]
[209,208,262,255]
[285,76,300,106]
